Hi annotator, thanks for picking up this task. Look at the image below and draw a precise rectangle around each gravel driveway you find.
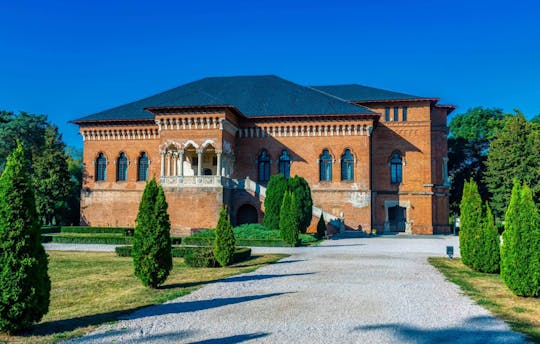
[65,236,528,343]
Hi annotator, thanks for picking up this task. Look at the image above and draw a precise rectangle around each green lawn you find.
[0,251,287,344]
[429,257,540,343]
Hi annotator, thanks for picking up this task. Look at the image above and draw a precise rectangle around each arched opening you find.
[257,149,271,182]
[236,204,259,226]
[137,152,149,181]
[95,152,107,181]
[390,152,403,184]
[319,149,332,181]
[279,150,291,179]
[116,152,128,181]
[341,149,354,181]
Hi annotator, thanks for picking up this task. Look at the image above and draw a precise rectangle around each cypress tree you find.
[501,181,540,296]
[279,191,299,247]
[263,174,288,229]
[132,178,172,288]
[214,208,236,267]
[288,176,313,233]
[459,179,483,268]
[0,143,50,333]
[477,203,500,273]
[316,213,326,240]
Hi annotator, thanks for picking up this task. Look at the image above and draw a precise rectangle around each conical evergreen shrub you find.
[214,208,236,267]
[476,203,500,273]
[459,179,483,268]
[501,181,540,296]
[0,143,50,333]
[279,191,299,247]
[316,213,326,240]
[288,176,313,233]
[132,178,172,288]
[263,174,288,230]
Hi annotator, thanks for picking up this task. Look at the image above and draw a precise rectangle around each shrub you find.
[183,247,251,267]
[459,179,483,268]
[60,226,130,234]
[132,179,173,288]
[0,143,50,333]
[214,208,236,267]
[476,203,500,273]
[41,226,61,234]
[501,181,540,296]
[279,191,299,247]
[316,213,326,240]
[288,176,313,233]
[263,174,288,230]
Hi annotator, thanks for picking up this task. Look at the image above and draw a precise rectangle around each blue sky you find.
[1,0,539,148]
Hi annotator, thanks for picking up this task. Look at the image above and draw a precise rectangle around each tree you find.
[459,179,483,268]
[476,203,500,273]
[288,176,313,233]
[33,125,71,225]
[316,213,326,240]
[501,181,540,296]
[214,208,236,267]
[263,174,288,229]
[484,113,540,218]
[0,143,50,333]
[279,191,299,247]
[448,107,504,213]
[132,179,172,288]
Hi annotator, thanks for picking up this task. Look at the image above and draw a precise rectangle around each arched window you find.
[137,152,149,181]
[279,150,291,179]
[390,152,403,184]
[117,152,128,181]
[95,153,107,181]
[341,149,354,181]
[257,150,270,182]
[319,149,332,181]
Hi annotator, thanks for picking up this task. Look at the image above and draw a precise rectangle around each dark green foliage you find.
[44,234,132,245]
[459,180,483,268]
[60,226,132,234]
[214,208,236,266]
[183,247,252,268]
[484,113,540,218]
[132,179,172,288]
[279,191,300,247]
[476,203,500,273]
[41,226,61,234]
[448,107,505,213]
[501,181,540,296]
[288,176,313,233]
[316,213,326,240]
[0,143,50,333]
[263,174,288,229]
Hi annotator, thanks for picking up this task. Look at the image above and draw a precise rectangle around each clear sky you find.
[1,0,539,148]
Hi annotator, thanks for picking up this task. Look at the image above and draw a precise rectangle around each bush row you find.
[114,245,252,267]
[183,236,288,247]
[41,226,61,234]
[60,226,131,234]
[41,234,181,245]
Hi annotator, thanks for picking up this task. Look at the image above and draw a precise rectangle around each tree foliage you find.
[287,176,313,234]
[448,107,504,213]
[0,143,50,333]
[214,208,236,267]
[476,203,500,273]
[500,181,540,297]
[459,179,483,268]
[279,191,299,247]
[263,174,288,229]
[316,213,326,240]
[484,113,540,218]
[132,179,172,288]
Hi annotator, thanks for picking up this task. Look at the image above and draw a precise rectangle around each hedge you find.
[41,226,61,234]
[183,236,288,247]
[114,245,252,268]
[41,234,181,245]
[60,226,131,234]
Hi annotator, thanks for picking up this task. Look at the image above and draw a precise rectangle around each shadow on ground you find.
[354,316,526,343]
[161,272,315,289]
[187,332,270,344]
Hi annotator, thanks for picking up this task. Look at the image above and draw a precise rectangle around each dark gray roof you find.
[74,75,375,123]
[311,84,429,102]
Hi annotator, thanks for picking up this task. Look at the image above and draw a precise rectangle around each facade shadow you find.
[354,316,527,343]
[76,328,196,343]
[124,292,291,320]
[269,259,306,265]
[188,332,270,344]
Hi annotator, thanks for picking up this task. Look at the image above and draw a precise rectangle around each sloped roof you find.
[74,75,375,123]
[311,84,430,102]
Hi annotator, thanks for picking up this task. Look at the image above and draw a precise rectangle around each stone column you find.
[172,152,177,176]
[197,150,203,176]
[167,152,172,177]
[178,151,184,177]
[160,152,165,177]
[216,151,222,177]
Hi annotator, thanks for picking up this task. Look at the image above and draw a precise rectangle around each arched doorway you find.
[236,204,259,226]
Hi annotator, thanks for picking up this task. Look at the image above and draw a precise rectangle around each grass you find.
[0,251,287,343]
[429,257,540,342]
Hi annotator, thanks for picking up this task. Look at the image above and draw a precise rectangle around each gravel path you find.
[44,243,120,252]
[65,236,528,343]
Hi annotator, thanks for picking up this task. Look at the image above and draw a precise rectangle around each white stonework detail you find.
[348,192,371,208]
